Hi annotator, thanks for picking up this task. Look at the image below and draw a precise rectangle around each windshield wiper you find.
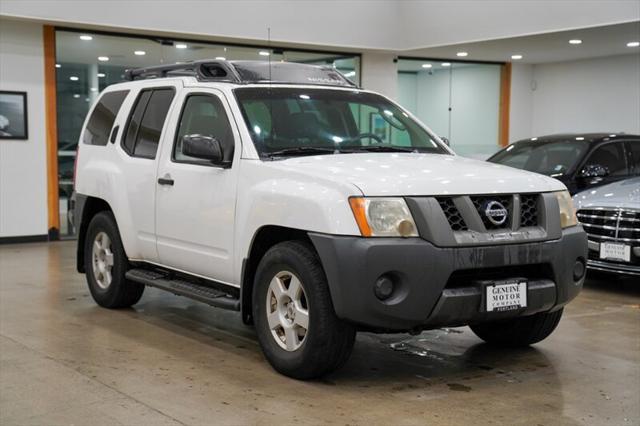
[266,146,338,158]
[343,145,418,153]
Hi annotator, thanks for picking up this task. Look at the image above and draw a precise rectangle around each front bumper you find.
[586,240,640,276]
[310,226,587,331]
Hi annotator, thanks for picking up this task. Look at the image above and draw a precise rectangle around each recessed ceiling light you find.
[215,56,226,60]
[530,137,538,141]
[55,64,61,68]
[97,73,106,78]
[98,56,109,62]
[456,51,468,57]
[73,94,80,98]
[609,134,617,137]
[576,136,585,140]
[511,54,523,60]
[627,41,640,47]
[175,43,188,49]
[569,39,582,45]
[69,76,79,81]
[79,35,93,41]
[134,50,146,56]
[421,63,432,68]
[441,62,451,67]
[259,50,270,56]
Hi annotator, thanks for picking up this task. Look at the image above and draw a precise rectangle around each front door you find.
[155,89,240,284]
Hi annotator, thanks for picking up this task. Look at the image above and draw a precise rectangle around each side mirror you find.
[579,164,609,179]
[182,134,225,165]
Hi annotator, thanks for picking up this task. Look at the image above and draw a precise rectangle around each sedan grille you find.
[577,208,640,243]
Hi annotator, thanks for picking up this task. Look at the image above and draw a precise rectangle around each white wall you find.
[0,19,48,238]
[509,54,640,141]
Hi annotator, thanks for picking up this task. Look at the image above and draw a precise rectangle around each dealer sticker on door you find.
[486,281,527,312]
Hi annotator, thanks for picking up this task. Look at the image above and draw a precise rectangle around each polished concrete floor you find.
[1,241,638,426]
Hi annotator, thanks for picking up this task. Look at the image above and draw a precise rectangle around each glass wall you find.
[397,59,502,160]
[55,29,360,237]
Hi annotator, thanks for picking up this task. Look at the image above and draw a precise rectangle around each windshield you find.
[234,87,448,158]
[488,140,588,176]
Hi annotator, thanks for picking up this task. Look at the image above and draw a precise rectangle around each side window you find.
[628,140,640,174]
[83,90,129,146]
[122,88,175,159]
[584,143,629,176]
[174,94,234,164]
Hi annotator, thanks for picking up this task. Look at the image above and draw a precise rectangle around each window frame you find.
[171,91,236,168]
[120,86,176,160]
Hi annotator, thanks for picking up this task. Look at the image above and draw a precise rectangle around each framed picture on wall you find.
[0,91,28,140]
[369,112,389,141]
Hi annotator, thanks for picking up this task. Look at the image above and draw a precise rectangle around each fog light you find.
[374,275,395,300]
[573,258,586,281]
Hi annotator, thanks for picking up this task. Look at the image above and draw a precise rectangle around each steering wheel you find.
[341,133,385,147]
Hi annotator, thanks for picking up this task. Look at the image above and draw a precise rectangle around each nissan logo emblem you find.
[483,201,508,226]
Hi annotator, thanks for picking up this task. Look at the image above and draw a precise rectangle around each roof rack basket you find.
[124,60,241,83]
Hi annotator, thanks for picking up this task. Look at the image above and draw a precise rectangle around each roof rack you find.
[124,60,242,82]
[124,59,358,88]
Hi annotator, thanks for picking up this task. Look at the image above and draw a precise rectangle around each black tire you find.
[470,309,564,347]
[253,240,356,379]
[84,211,144,308]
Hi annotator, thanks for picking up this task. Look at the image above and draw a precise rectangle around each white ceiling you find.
[401,21,640,64]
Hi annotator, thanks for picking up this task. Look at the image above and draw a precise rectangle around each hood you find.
[573,177,640,210]
[269,153,566,196]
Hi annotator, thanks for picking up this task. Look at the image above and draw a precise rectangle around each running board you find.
[126,268,240,311]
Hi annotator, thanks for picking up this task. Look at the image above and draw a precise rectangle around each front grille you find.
[437,198,468,231]
[520,194,539,227]
[471,195,513,230]
[577,208,640,243]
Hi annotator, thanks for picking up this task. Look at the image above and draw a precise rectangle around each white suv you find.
[73,60,587,379]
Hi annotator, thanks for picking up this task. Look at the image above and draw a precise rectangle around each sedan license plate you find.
[600,242,631,262]
[486,281,527,312]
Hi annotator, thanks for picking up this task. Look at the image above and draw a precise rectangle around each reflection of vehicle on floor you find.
[574,177,640,276]
[73,60,587,379]
[488,134,640,195]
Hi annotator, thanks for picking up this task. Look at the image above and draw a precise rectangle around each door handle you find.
[157,175,174,186]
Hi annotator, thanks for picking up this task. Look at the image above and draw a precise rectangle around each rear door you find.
[576,141,631,191]
[154,88,240,284]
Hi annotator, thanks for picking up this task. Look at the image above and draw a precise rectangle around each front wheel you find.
[253,241,356,379]
[470,309,564,347]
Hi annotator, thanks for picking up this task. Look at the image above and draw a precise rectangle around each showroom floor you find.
[0,241,638,426]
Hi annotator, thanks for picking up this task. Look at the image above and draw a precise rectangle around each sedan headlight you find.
[553,190,578,228]
[349,197,418,237]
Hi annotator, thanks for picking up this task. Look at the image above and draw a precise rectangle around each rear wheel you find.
[253,240,356,379]
[84,211,144,308]
[470,309,563,347]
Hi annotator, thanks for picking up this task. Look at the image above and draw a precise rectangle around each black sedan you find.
[488,133,640,194]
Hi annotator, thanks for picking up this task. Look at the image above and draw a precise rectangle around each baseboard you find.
[0,234,49,245]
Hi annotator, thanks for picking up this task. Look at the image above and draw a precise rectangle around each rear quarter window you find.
[82,90,129,146]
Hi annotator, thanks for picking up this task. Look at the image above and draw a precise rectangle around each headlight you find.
[553,190,578,228]
[349,197,418,237]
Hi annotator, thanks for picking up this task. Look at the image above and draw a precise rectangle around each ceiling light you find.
[69,76,79,81]
[441,62,451,67]
[98,56,109,62]
[134,50,146,56]
[175,43,188,49]
[511,54,523,60]
[456,51,468,57]
[609,134,616,137]
[55,64,61,68]
[79,35,93,41]
[73,94,80,98]
[97,73,106,78]
[569,39,582,45]
[627,41,640,47]
[299,94,310,100]
[259,50,270,56]
[530,137,538,141]
[421,63,432,68]
[215,56,226,60]
[575,136,585,140]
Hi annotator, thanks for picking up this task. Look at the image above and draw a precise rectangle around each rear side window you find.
[121,88,175,159]
[628,140,640,173]
[584,143,629,176]
[83,90,129,146]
